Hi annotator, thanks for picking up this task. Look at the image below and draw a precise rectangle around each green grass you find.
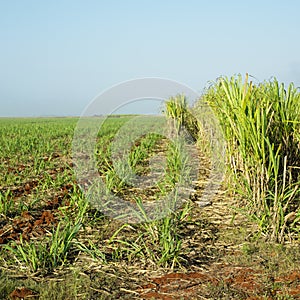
[0,115,197,298]
[4,221,82,273]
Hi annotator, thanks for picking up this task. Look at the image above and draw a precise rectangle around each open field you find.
[1,77,300,300]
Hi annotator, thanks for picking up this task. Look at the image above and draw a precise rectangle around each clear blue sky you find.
[1,0,300,116]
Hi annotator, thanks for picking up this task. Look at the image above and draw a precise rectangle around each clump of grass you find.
[108,198,191,269]
[0,189,13,217]
[200,74,300,242]
[4,221,81,273]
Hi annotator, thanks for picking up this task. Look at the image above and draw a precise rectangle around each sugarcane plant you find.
[201,74,300,242]
[164,94,200,142]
